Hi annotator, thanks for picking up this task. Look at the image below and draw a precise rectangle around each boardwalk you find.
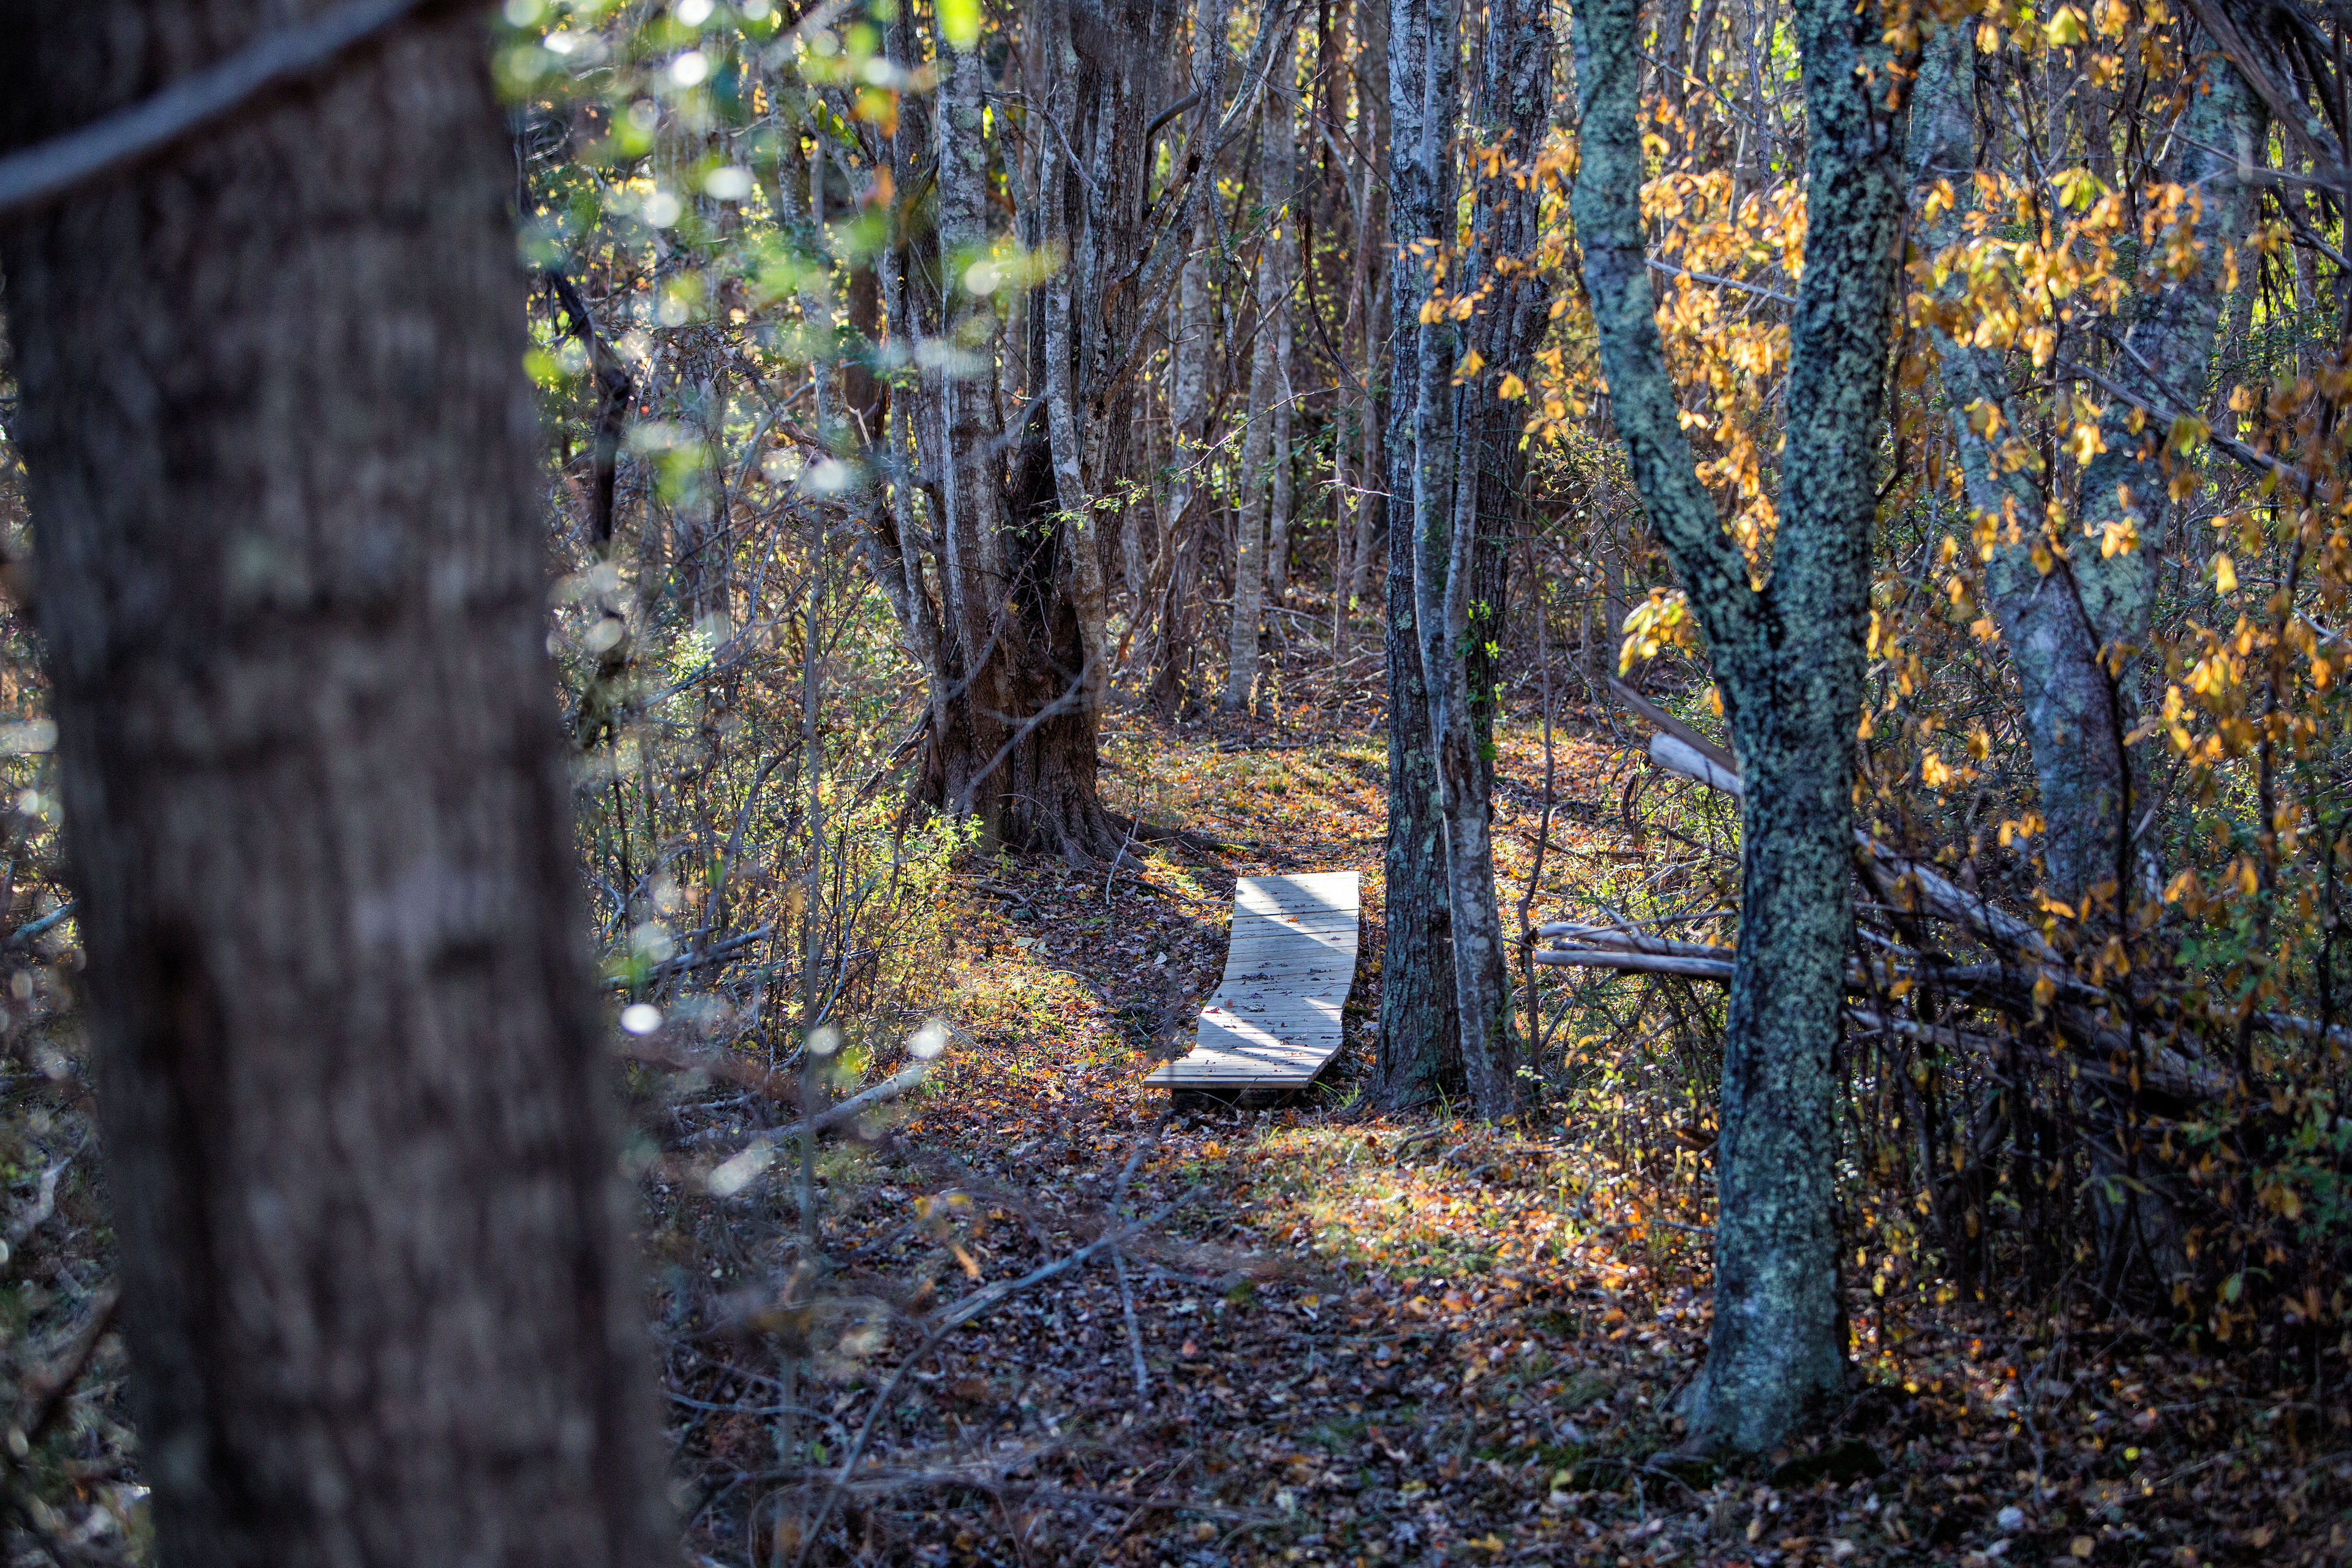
[1145,871,1360,1096]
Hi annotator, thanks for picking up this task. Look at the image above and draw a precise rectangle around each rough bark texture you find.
[873,0,1192,862]
[1415,0,1555,1120]
[1221,75,1287,714]
[1346,0,1390,614]
[1150,205,1218,713]
[1148,0,1229,717]
[1264,43,1300,605]
[1373,0,1463,1107]
[1914,23,2263,909]
[1909,18,2263,1292]
[0,4,669,1562]
[1571,0,1910,1452]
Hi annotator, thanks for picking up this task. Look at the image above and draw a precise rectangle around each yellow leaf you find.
[2212,552,2237,593]
[1497,372,1527,400]
[2071,1537,2095,1559]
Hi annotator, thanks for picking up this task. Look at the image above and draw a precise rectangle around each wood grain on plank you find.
[1146,872,1360,1089]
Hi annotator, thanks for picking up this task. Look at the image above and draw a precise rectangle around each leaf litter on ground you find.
[642,708,2352,1568]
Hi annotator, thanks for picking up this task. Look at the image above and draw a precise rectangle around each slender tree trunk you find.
[1571,0,1910,1452]
[1152,198,1218,714]
[0,6,667,1561]
[1220,22,1297,712]
[1414,0,1553,1120]
[1264,52,1298,602]
[1910,17,2260,1292]
[1373,0,1464,1106]
[1350,0,1391,615]
[1221,223,1282,711]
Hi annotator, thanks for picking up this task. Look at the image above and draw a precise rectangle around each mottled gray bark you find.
[1221,20,1298,712]
[1914,23,2263,910]
[0,4,668,1561]
[1373,0,1463,1106]
[1041,0,1112,714]
[1910,18,2261,1294]
[1219,302,1278,712]
[1264,48,1300,602]
[1221,75,1289,714]
[1572,0,1910,1452]
[1151,200,1218,712]
[1417,0,1554,1120]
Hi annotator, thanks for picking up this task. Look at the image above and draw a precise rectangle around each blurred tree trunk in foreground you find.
[0,4,668,1562]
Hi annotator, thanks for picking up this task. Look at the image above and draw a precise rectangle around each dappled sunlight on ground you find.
[648,707,2352,1566]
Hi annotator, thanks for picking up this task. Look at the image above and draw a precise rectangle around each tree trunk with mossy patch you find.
[1570,0,1911,1452]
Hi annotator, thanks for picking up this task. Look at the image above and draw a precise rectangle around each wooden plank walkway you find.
[1145,871,1360,1093]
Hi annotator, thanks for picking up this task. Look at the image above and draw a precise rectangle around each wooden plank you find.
[1147,871,1360,1090]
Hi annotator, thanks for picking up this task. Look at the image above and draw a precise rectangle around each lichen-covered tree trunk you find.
[1373,0,1464,1107]
[1571,0,1910,1452]
[0,5,668,1561]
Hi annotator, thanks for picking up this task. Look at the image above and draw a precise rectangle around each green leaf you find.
[939,0,981,51]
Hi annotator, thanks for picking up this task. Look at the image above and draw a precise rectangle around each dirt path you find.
[657,714,2344,1567]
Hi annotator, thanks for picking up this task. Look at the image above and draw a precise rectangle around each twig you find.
[0,0,439,220]
[794,1199,1183,1567]
[1646,257,1797,306]
[1115,1248,1149,1405]
[1109,1121,1165,1409]
[705,1064,930,1196]
[1,903,74,953]
[993,1483,1276,1523]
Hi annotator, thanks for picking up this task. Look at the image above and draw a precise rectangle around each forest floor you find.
[654,703,2352,1568]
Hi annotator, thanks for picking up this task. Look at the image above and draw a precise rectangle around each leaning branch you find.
[0,0,437,219]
